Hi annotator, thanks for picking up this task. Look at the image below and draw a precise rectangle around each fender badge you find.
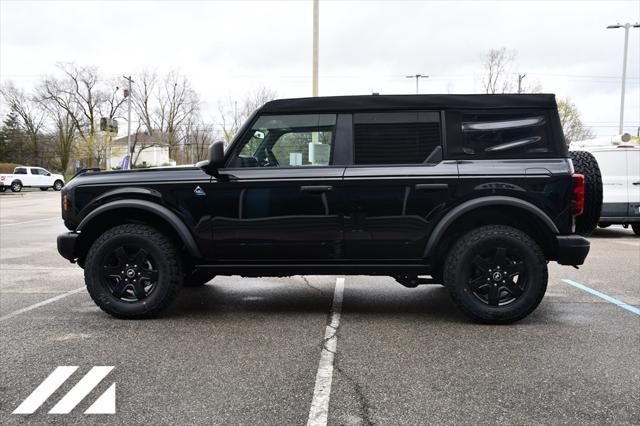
[194,186,206,196]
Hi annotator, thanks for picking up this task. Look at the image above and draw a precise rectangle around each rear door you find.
[342,111,457,260]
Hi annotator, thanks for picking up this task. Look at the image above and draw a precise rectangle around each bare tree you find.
[481,47,516,94]
[157,71,200,159]
[1,82,45,164]
[557,98,595,144]
[132,70,158,136]
[130,70,200,161]
[218,86,277,144]
[40,63,123,167]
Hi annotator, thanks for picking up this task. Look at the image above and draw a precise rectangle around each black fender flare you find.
[423,196,559,258]
[77,199,202,258]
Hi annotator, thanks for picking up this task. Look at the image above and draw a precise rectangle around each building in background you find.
[107,133,175,169]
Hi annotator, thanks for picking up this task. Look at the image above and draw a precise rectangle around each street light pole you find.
[312,0,319,97]
[607,22,640,134]
[405,74,429,94]
[123,75,134,170]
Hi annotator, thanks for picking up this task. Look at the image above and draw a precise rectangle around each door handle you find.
[414,183,448,191]
[633,181,640,186]
[300,185,333,193]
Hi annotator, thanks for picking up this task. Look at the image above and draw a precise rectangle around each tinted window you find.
[353,111,441,165]
[31,168,44,175]
[230,114,336,168]
[447,111,552,158]
[14,168,26,174]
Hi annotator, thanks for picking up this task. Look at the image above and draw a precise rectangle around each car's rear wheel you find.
[10,181,22,192]
[632,223,640,236]
[183,269,216,287]
[0,186,6,192]
[40,187,49,191]
[444,225,548,324]
[84,224,182,319]
[53,180,64,191]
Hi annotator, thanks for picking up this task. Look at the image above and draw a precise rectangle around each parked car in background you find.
[0,167,65,192]
[570,135,640,235]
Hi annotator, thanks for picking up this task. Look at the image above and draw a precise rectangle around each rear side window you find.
[447,110,553,159]
[353,111,441,165]
[14,168,26,174]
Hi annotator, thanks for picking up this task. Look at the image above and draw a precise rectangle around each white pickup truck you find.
[0,166,65,192]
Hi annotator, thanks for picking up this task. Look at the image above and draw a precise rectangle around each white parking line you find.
[307,277,345,426]
[0,217,60,227]
[0,287,85,322]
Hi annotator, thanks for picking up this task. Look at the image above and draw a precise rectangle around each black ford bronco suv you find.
[57,94,590,323]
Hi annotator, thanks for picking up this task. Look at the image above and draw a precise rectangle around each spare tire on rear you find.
[569,150,602,236]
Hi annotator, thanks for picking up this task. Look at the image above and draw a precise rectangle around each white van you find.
[570,136,640,235]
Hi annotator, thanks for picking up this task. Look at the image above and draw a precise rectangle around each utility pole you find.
[312,0,319,97]
[405,74,428,94]
[517,73,527,94]
[123,75,134,170]
[607,22,640,134]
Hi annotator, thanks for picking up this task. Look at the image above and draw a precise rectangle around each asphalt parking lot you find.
[1,191,638,425]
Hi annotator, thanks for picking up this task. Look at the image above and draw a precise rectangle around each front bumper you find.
[57,232,79,263]
[556,235,590,265]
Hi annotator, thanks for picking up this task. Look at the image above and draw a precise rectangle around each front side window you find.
[229,114,336,168]
[31,168,45,175]
[447,110,552,158]
[353,111,442,165]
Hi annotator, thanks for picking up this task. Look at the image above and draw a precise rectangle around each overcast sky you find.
[1,0,639,137]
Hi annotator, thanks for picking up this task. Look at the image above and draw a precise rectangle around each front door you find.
[210,113,345,261]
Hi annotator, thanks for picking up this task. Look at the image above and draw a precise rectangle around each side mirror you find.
[196,141,225,176]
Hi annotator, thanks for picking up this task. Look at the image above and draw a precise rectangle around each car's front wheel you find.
[84,224,182,319]
[632,223,640,236]
[444,225,548,324]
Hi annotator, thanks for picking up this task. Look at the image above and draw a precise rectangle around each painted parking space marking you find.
[0,287,85,322]
[307,277,344,426]
[562,279,640,316]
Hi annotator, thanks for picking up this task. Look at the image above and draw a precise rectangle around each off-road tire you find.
[570,150,602,236]
[84,224,182,319]
[444,225,548,324]
[632,223,640,236]
[53,180,64,191]
[183,269,216,287]
[10,181,22,192]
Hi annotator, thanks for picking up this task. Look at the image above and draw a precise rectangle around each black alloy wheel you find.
[101,245,159,301]
[467,247,526,307]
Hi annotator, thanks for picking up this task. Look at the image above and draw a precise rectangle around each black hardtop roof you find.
[260,94,557,114]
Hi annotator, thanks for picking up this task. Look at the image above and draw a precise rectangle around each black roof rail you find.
[72,168,102,179]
